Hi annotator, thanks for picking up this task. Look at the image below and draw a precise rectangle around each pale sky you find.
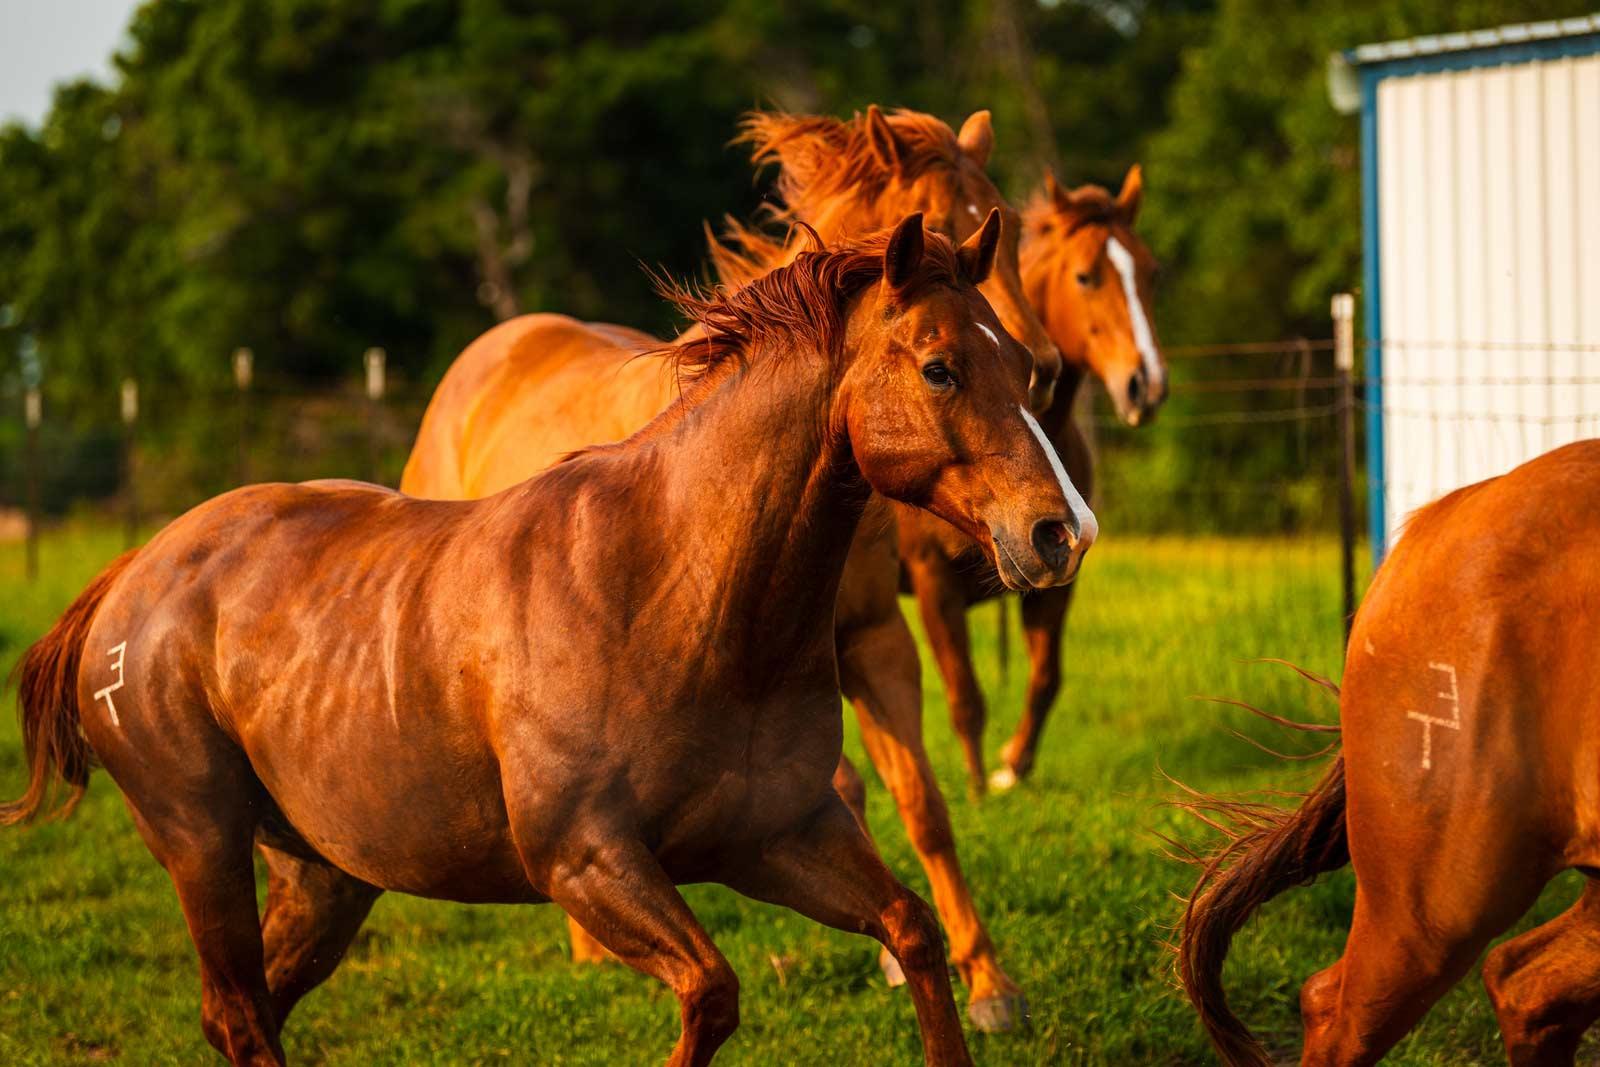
[0,0,142,126]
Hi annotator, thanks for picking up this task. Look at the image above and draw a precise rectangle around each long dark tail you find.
[1174,665,1350,1067]
[1,549,139,825]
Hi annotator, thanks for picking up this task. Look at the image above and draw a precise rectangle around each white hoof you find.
[989,765,1019,792]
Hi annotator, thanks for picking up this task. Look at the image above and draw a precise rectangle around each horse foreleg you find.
[993,584,1074,790]
[257,845,382,1027]
[728,799,973,1067]
[1484,879,1600,1065]
[533,832,738,1067]
[838,611,1025,1032]
[904,552,989,797]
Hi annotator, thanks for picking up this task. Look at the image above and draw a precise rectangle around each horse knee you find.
[682,963,740,1044]
[884,892,945,975]
[1300,962,1343,1050]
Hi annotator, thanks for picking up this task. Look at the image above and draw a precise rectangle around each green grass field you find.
[0,523,1585,1065]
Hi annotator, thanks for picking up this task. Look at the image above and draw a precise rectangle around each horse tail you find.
[1,549,139,825]
[1176,753,1349,1066]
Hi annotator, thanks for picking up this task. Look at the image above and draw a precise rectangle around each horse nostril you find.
[1127,371,1145,408]
[1031,518,1075,569]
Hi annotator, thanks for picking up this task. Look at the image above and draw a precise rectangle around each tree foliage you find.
[1,0,1203,400]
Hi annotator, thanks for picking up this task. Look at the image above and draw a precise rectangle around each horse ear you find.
[957,207,1001,286]
[957,110,993,168]
[883,212,925,290]
[864,105,902,170]
[1116,164,1143,221]
[1044,171,1068,209]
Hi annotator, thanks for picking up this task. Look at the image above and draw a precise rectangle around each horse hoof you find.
[988,765,1019,792]
[879,949,907,988]
[967,992,1030,1034]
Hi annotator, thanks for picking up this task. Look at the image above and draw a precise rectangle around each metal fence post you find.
[364,347,386,484]
[1333,293,1357,646]
[122,378,139,548]
[233,347,253,486]
[24,386,40,583]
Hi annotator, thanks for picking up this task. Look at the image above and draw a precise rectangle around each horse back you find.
[401,314,676,500]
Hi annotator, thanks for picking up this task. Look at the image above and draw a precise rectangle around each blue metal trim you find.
[1360,66,1385,567]
[1351,31,1600,83]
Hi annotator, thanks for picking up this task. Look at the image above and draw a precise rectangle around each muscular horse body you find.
[1179,440,1600,1066]
[402,106,1064,1030]
[3,222,1092,1066]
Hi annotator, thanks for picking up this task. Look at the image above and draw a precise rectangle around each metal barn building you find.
[1331,17,1600,559]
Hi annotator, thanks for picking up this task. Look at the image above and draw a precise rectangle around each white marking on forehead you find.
[976,323,999,349]
[1105,236,1165,391]
[1018,405,1098,547]
[967,203,982,220]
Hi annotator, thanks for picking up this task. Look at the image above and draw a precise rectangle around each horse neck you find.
[651,349,866,669]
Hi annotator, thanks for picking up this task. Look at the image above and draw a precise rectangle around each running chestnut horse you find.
[1178,439,1600,1066]
[714,165,1164,792]
[1,220,1091,1067]
[898,167,1166,795]
[401,106,1076,1033]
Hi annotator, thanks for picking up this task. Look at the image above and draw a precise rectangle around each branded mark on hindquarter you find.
[1405,662,1460,770]
[94,642,128,727]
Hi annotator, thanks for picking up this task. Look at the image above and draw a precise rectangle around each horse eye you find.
[922,362,956,389]
[1076,271,1093,287]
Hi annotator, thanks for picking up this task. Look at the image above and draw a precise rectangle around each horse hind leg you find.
[1298,804,1552,1067]
[1484,878,1600,1065]
[905,553,990,797]
[126,801,284,1066]
[257,844,382,1027]
[994,584,1073,790]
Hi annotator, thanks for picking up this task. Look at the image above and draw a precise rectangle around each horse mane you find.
[1020,182,1121,285]
[658,224,960,382]
[701,216,793,289]
[1024,182,1119,241]
[726,108,960,265]
[550,226,960,470]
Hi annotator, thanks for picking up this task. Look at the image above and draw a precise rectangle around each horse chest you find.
[642,685,844,852]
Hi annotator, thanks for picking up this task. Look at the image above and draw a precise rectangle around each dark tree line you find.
[1,0,1588,524]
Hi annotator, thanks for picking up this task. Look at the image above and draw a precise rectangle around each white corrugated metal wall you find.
[1376,51,1600,543]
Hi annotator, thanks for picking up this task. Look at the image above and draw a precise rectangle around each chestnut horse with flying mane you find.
[1178,440,1600,1065]
[400,106,1084,1032]
[2,219,1090,1067]
[714,164,1166,791]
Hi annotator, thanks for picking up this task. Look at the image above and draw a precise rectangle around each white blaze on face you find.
[976,323,999,350]
[967,203,983,221]
[1018,405,1098,550]
[1105,236,1164,393]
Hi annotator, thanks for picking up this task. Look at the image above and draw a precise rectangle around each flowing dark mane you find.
[658,225,960,382]
[737,109,963,229]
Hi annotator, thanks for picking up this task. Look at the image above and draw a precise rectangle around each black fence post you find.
[1333,293,1357,647]
[233,347,253,486]
[24,386,40,583]
[365,347,386,485]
